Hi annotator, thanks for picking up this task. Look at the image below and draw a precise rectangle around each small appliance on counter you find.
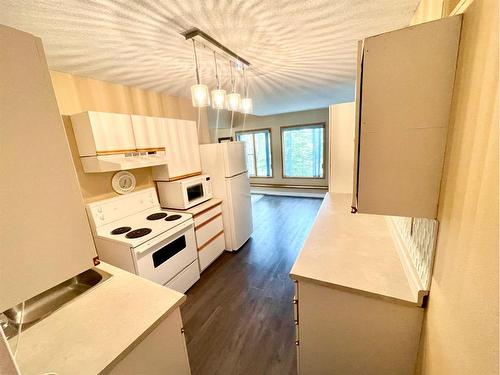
[156,174,212,209]
[85,188,200,293]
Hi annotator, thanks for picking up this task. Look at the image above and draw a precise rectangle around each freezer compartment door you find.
[223,141,247,177]
[225,173,253,250]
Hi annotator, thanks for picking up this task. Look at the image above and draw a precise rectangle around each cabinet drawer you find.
[194,204,222,227]
[195,214,223,247]
[198,232,225,272]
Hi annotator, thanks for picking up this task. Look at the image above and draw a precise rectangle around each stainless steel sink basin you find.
[1,268,111,337]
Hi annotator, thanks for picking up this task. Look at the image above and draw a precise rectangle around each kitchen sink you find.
[1,268,111,338]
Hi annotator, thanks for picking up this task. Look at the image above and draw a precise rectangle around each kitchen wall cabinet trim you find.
[352,16,462,218]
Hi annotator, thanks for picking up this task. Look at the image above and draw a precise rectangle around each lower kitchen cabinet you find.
[107,307,190,375]
[290,193,426,375]
[172,199,226,272]
[294,281,423,375]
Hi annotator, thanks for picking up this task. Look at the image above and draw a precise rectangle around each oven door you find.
[133,221,197,286]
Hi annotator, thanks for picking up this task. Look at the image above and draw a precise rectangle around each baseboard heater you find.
[250,183,328,190]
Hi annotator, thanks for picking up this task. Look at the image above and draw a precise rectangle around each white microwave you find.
[156,174,212,209]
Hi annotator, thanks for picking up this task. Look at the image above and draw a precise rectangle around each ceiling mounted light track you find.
[182,27,253,114]
[181,28,250,67]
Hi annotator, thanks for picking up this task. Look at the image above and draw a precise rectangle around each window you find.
[281,124,325,178]
[236,129,272,177]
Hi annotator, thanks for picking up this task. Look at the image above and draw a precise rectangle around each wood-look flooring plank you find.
[181,195,322,375]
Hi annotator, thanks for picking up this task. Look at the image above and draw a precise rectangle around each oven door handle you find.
[134,220,194,256]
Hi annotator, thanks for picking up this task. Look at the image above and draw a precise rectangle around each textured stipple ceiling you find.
[0,0,418,115]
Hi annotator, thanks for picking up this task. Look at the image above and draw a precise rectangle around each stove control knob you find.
[99,215,104,221]
[97,207,102,213]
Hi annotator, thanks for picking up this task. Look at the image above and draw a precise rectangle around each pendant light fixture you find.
[227,61,241,112]
[210,51,226,109]
[240,67,253,114]
[183,28,253,113]
[190,40,210,107]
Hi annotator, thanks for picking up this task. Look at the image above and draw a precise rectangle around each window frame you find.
[235,128,273,178]
[280,122,326,179]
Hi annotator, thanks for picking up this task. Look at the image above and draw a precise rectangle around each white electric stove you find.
[86,187,200,293]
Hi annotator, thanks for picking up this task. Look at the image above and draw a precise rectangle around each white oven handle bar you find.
[133,220,194,256]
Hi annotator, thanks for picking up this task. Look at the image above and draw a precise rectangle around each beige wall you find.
[412,0,499,374]
[50,71,209,202]
[328,102,355,193]
[208,108,329,188]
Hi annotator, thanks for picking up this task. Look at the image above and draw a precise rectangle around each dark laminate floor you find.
[181,195,323,375]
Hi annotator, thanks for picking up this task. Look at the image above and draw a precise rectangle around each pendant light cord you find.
[192,40,200,84]
[213,51,220,89]
[215,109,219,141]
[229,61,235,93]
[197,106,201,137]
[230,110,235,139]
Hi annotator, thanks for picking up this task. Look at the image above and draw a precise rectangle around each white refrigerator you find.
[200,142,253,251]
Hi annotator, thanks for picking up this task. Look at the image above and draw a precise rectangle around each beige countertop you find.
[290,193,417,305]
[170,198,223,216]
[12,262,186,375]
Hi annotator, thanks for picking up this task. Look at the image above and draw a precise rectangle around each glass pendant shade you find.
[241,97,253,114]
[227,93,241,112]
[211,89,226,109]
[191,84,210,107]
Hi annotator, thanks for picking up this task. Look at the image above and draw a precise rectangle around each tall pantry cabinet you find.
[0,25,97,311]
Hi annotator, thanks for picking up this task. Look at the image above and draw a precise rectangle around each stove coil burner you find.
[146,212,168,220]
[110,226,132,235]
[165,214,182,221]
[125,228,152,239]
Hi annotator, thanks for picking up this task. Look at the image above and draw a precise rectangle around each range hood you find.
[71,111,168,173]
[80,151,168,173]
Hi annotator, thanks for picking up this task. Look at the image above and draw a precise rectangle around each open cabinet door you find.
[0,25,96,311]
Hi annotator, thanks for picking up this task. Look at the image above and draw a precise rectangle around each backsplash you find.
[389,216,438,290]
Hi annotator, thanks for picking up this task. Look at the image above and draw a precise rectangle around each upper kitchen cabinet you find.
[0,25,96,311]
[352,16,462,218]
[70,111,167,173]
[131,115,165,151]
[72,111,136,156]
[152,119,202,181]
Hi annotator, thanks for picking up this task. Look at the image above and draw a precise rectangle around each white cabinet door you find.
[72,111,136,156]
[1,25,96,311]
[180,120,202,177]
[131,115,164,150]
[352,16,461,218]
[88,112,136,153]
[153,118,202,180]
[107,307,191,375]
